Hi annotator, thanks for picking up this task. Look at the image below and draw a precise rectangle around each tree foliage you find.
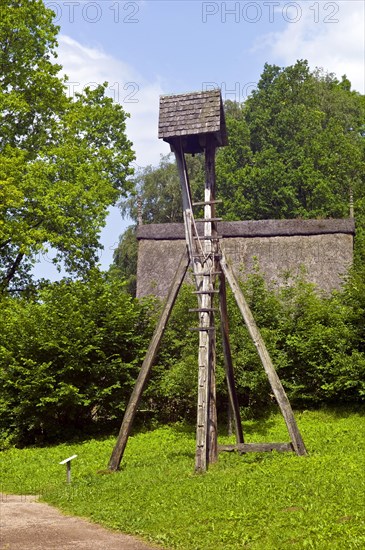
[148,272,365,422]
[117,61,364,229]
[0,272,154,445]
[119,153,205,225]
[216,61,365,221]
[0,0,135,292]
[1,267,365,446]
[111,225,139,296]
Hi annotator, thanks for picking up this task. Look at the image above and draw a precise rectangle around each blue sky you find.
[33,0,365,279]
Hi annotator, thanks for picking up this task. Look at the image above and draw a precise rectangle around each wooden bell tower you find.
[108,90,306,474]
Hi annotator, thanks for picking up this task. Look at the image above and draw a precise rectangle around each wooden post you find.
[137,196,143,226]
[59,455,77,484]
[172,139,218,473]
[193,140,219,472]
[205,139,218,467]
[108,249,190,471]
[219,253,307,456]
[219,272,244,445]
[170,142,195,258]
[227,402,233,437]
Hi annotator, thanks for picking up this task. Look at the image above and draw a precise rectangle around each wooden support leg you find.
[195,273,217,473]
[227,402,233,436]
[219,272,244,445]
[172,139,220,472]
[196,322,212,473]
[195,140,218,473]
[108,249,190,471]
[208,312,218,464]
[206,144,218,467]
[219,253,307,456]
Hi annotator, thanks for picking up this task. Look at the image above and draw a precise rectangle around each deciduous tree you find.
[0,0,135,292]
[216,61,365,221]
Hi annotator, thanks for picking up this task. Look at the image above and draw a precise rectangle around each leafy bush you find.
[148,269,365,421]
[277,275,364,404]
[1,263,365,446]
[0,271,153,446]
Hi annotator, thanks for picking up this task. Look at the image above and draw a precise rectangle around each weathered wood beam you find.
[171,141,211,473]
[192,200,222,206]
[219,253,307,457]
[219,272,244,445]
[108,249,190,471]
[218,443,293,453]
[204,139,218,469]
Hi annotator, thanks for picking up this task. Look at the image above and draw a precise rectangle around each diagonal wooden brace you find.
[219,253,307,456]
[108,249,190,471]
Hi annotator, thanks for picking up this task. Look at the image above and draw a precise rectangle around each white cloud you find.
[57,35,169,167]
[253,1,364,93]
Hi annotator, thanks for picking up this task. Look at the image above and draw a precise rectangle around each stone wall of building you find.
[136,219,355,298]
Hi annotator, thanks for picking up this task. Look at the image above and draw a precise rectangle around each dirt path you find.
[0,494,161,550]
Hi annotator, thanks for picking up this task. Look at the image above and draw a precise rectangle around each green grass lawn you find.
[1,408,365,549]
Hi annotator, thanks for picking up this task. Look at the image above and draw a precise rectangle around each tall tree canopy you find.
[0,0,135,292]
[111,226,139,296]
[216,61,364,221]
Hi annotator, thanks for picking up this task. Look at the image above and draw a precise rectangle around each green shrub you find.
[0,271,154,446]
[147,268,365,421]
[2,262,364,447]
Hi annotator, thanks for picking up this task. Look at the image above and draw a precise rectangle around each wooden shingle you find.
[158,89,228,153]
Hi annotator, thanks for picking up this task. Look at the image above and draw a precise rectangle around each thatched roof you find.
[137,219,355,241]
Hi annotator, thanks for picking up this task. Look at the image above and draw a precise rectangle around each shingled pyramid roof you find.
[158,89,228,153]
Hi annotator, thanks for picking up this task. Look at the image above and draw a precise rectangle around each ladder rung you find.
[192,271,221,276]
[189,327,216,332]
[192,290,219,295]
[191,252,222,260]
[194,218,223,222]
[189,308,217,313]
[192,200,222,206]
